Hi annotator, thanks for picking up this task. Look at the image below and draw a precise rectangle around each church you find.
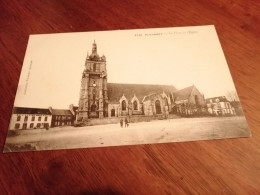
[76,41,205,123]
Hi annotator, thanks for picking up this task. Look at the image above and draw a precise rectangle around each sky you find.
[14,25,237,109]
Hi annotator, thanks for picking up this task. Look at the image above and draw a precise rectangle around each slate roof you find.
[172,85,194,101]
[13,107,51,115]
[107,83,177,103]
[50,109,73,116]
[205,96,229,103]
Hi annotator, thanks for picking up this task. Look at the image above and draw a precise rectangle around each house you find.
[49,107,74,127]
[9,107,52,130]
[171,85,206,116]
[206,96,236,116]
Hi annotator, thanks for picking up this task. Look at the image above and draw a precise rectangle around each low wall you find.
[79,114,180,126]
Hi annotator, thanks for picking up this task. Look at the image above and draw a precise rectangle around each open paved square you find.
[4,116,250,152]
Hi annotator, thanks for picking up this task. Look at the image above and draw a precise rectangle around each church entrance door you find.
[111,109,115,117]
[155,100,162,114]
[90,104,98,118]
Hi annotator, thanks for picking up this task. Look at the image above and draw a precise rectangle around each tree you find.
[225,90,239,102]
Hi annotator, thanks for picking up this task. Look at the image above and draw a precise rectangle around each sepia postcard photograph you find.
[3,25,251,152]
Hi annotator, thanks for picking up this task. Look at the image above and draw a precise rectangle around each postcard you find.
[3,25,251,152]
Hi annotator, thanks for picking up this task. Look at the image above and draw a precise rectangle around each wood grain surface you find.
[0,0,260,194]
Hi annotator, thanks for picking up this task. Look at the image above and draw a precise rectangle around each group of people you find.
[120,117,129,128]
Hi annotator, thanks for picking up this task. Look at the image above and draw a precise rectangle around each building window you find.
[92,88,96,101]
[30,123,34,128]
[91,104,97,112]
[155,100,162,114]
[24,116,28,122]
[17,116,21,121]
[15,123,20,129]
[227,103,231,109]
[133,100,138,110]
[122,100,126,111]
[37,123,41,128]
[32,116,35,121]
[45,116,47,121]
[93,63,96,72]
[195,95,199,105]
[22,123,27,130]
[38,116,41,121]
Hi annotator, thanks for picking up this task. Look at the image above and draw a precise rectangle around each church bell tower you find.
[77,41,108,122]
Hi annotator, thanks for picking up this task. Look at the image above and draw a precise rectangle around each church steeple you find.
[89,40,99,60]
[92,40,97,54]
[77,40,108,122]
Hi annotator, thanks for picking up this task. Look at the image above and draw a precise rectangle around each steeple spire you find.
[92,40,97,54]
[89,40,99,60]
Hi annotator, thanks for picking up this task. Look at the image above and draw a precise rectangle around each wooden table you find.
[0,0,259,194]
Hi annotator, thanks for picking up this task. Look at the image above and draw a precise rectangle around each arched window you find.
[155,100,161,114]
[92,87,96,101]
[133,100,138,110]
[195,95,199,105]
[122,100,126,111]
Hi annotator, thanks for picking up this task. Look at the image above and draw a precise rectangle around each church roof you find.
[172,85,194,101]
[107,83,177,103]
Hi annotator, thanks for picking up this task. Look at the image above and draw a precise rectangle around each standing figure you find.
[125,117,129,127]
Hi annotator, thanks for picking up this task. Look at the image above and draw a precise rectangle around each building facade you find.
[171,85,206,116]
[76,41,206,123]
[49,107,74,127]
[206,96,236,116]
[9,107,52,130]
[77,41,108,121]
[106,84,174,118]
